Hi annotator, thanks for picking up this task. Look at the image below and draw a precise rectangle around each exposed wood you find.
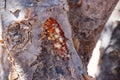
[0,0,119,80]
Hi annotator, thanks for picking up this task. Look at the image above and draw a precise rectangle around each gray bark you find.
[0,0,118,80]
[98,21,120,80]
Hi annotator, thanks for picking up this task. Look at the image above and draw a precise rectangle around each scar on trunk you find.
[42,17,71,60]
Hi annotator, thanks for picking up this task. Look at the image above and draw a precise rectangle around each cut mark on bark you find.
[42,17,71,61]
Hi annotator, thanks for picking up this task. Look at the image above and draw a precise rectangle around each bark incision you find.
[32,17,86,80]
[0,0,119,80]
[32,36,72,80]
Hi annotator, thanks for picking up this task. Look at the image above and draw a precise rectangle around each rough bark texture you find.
[67,0,119,68]
[0,0,118,80]
[98,21,120,80]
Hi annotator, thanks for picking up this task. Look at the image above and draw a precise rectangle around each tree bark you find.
[0,0,118,80]
[67,0,119,68]
[96,1,120,80]
[97,21,120,80]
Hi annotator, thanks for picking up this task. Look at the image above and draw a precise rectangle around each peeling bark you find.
[0,0,118,80]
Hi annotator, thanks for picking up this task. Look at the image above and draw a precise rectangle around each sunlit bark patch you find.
[42,17,70,60]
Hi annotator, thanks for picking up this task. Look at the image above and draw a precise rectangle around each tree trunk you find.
[97,21,120,80]
[0,0,118,80]
[67,0,118,68]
